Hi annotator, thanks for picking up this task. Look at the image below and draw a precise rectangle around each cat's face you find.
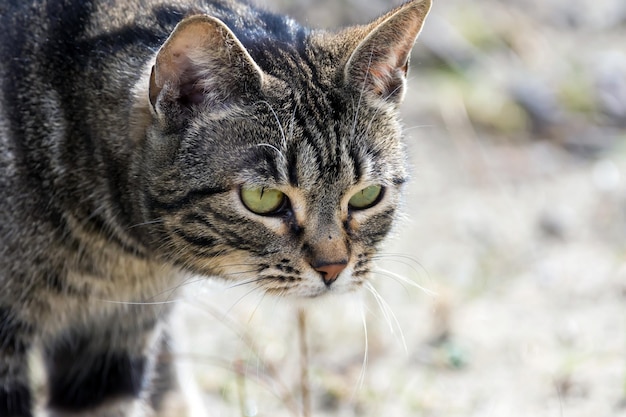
[137,1,430,297]
[143,91,406,297]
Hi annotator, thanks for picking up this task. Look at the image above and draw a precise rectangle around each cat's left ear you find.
[344,0,431,105]
[149,15,264,113]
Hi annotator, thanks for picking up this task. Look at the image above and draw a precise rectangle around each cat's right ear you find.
[149,15,264,114]
[343,0,431,106]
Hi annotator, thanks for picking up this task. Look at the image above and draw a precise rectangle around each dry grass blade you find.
[188,301,302,416]
[235,360,245,417]
[298,309,311,417]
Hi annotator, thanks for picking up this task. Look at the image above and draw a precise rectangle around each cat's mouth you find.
[254,264,365,298]
[264,285,352,299]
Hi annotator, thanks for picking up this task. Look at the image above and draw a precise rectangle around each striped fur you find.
[0,0,431,415]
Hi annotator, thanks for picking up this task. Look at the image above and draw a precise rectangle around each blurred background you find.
[181,0,626,416]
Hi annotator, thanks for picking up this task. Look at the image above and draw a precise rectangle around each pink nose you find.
[314,262,347,286]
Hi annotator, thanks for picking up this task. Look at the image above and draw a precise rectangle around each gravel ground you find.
[180,1,626,416]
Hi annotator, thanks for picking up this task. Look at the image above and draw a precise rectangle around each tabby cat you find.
[0,0,431,415]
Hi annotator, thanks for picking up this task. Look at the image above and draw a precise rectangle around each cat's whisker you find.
[218,267,262,276]
[352,302,369,401]
[364,282,408,353]
[144,264,262,306]
[150,275,208,302]
[246,291,268,325]
[372,266,437,297]
[402,124,437,133]
[370,269,416,297]
[372,252,420,261]
[255,143,287,165]
[372,252,429,271]
[224,285,263,316]
[93,298,182,305]
[363,282,393,333]
[257,99,288,148]
[224,276,271,290]
[90,264,200,307]
[127,218,165,229]
[372,252,432,286]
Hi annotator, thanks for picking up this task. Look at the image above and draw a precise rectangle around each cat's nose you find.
[313,261,348,286]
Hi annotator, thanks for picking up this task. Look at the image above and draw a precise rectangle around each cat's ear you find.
[344,0,431,105]
[149,15,264,112]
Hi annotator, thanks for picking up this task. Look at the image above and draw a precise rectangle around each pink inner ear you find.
[150,15,264,110]
[362,46,409,98]
[369,66,389,81]
[346,34,412,100]
[345,0,431,101]
[161,45,195,84]
[368,63,395,96]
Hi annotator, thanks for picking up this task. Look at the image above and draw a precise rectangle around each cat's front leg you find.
[42,308,164,417]
[0,308,35,417]
[43,345,154,417]
[42,309,207,417]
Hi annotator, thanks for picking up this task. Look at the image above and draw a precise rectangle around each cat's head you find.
[136,0,431,297]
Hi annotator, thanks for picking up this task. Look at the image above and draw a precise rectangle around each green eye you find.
[240,186,286,215]
[348,185,383,210]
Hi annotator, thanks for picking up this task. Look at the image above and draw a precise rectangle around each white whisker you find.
[373,266,437,297]
[224,276,271,290]
[352,302,369,400]
[364,282,407,353]
[256,143,287,164]
[402,124,437,133]
[152,275,206,301]
[246,291,267,325]
[127,218,164,229]
[221,268,263,277]
[373,252,431,278]
[258,99,287,147]
[363,282,393,333]
[94,299,181,305]
[224,286,262,316]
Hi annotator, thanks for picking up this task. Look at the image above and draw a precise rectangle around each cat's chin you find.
[276,286,366,313]
[264,282,363,299]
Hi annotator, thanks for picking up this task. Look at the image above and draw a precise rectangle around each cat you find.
[0,0,431,415]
